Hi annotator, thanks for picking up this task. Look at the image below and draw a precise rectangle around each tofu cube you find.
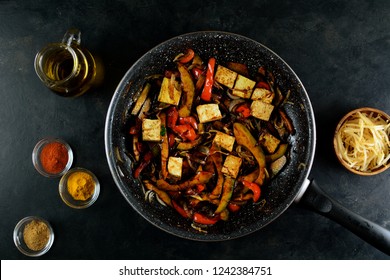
[221,155,242,179]
[234,74,256,91]
[196,104,222,123]
[213,132,235,152]
[231,74,256,99]
[142,119,161,142]
[250,100,274,121]
[157,77,182,105]
[214,65,238,89]
[168,157,183,179]
[251,88,275,104]
[259,132,281,154]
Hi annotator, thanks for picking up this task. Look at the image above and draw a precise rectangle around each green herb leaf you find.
[160,125,166,136]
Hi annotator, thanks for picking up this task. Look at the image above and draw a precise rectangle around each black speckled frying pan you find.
[105,31,390,254]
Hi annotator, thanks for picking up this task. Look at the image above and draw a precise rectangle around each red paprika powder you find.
[39,142,69,174]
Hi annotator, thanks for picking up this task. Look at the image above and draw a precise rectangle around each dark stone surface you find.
[0,0,389,259]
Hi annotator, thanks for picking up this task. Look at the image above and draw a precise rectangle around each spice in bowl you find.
[40,142,69,174]
[59,167,100,209]
[32,138,73,177]
[67,170,95,200]
[13,216,54,257]
[334,107,390,175]
[23,219,50,251]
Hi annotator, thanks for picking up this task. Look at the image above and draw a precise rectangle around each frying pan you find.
[104,31,390,254]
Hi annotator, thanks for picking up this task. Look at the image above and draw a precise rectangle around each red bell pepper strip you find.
[174,124,197,141]
[178,49,195,64]
[167,108,198,141]
[133,150,153,178]
[241,180,261,202]
[193,212,220,225]
[172,200,190,218]
[178,116,198,130]
[235,103,251,118]
[227,202,241,212]
[191,67,203,80]
[200,57,216,101]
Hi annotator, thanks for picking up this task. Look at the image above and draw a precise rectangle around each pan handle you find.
[299,179,390,256]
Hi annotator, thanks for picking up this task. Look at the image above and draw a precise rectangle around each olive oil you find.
[44,49,74,81]
[34,29,104,97]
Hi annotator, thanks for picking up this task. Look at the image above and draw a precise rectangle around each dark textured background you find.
[0,0,389,259]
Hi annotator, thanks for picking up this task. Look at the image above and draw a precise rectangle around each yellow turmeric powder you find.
[67,171,95,200]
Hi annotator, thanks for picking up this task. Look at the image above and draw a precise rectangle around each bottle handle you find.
[62,28,81,46]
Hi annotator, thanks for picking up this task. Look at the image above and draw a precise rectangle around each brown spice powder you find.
[23,220,50,251]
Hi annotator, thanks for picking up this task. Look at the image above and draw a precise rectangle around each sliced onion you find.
[228,98,246,112]
[138,98,151,119]
[197,145,210,156]
[226,90,242,100]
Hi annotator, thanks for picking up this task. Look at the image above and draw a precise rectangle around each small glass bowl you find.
[13,216,54,257]
[333,107,390,176]
[32,137,73,178]
[59,167,100,209]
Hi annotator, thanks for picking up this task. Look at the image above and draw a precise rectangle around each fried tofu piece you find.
[213,132,236,152]
[250,100,274,121]
[231,74,256,99]
[234,74,256,91]
[214,65,237,89]
[221,155,242,179]
[196,104,223,123]
[251,88,275,104]
[157,77,182,105]
[168,157,183,179]
[142,119,161,142]
[259,132,281,154]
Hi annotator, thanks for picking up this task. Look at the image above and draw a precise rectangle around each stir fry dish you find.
[126,48,294,231]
